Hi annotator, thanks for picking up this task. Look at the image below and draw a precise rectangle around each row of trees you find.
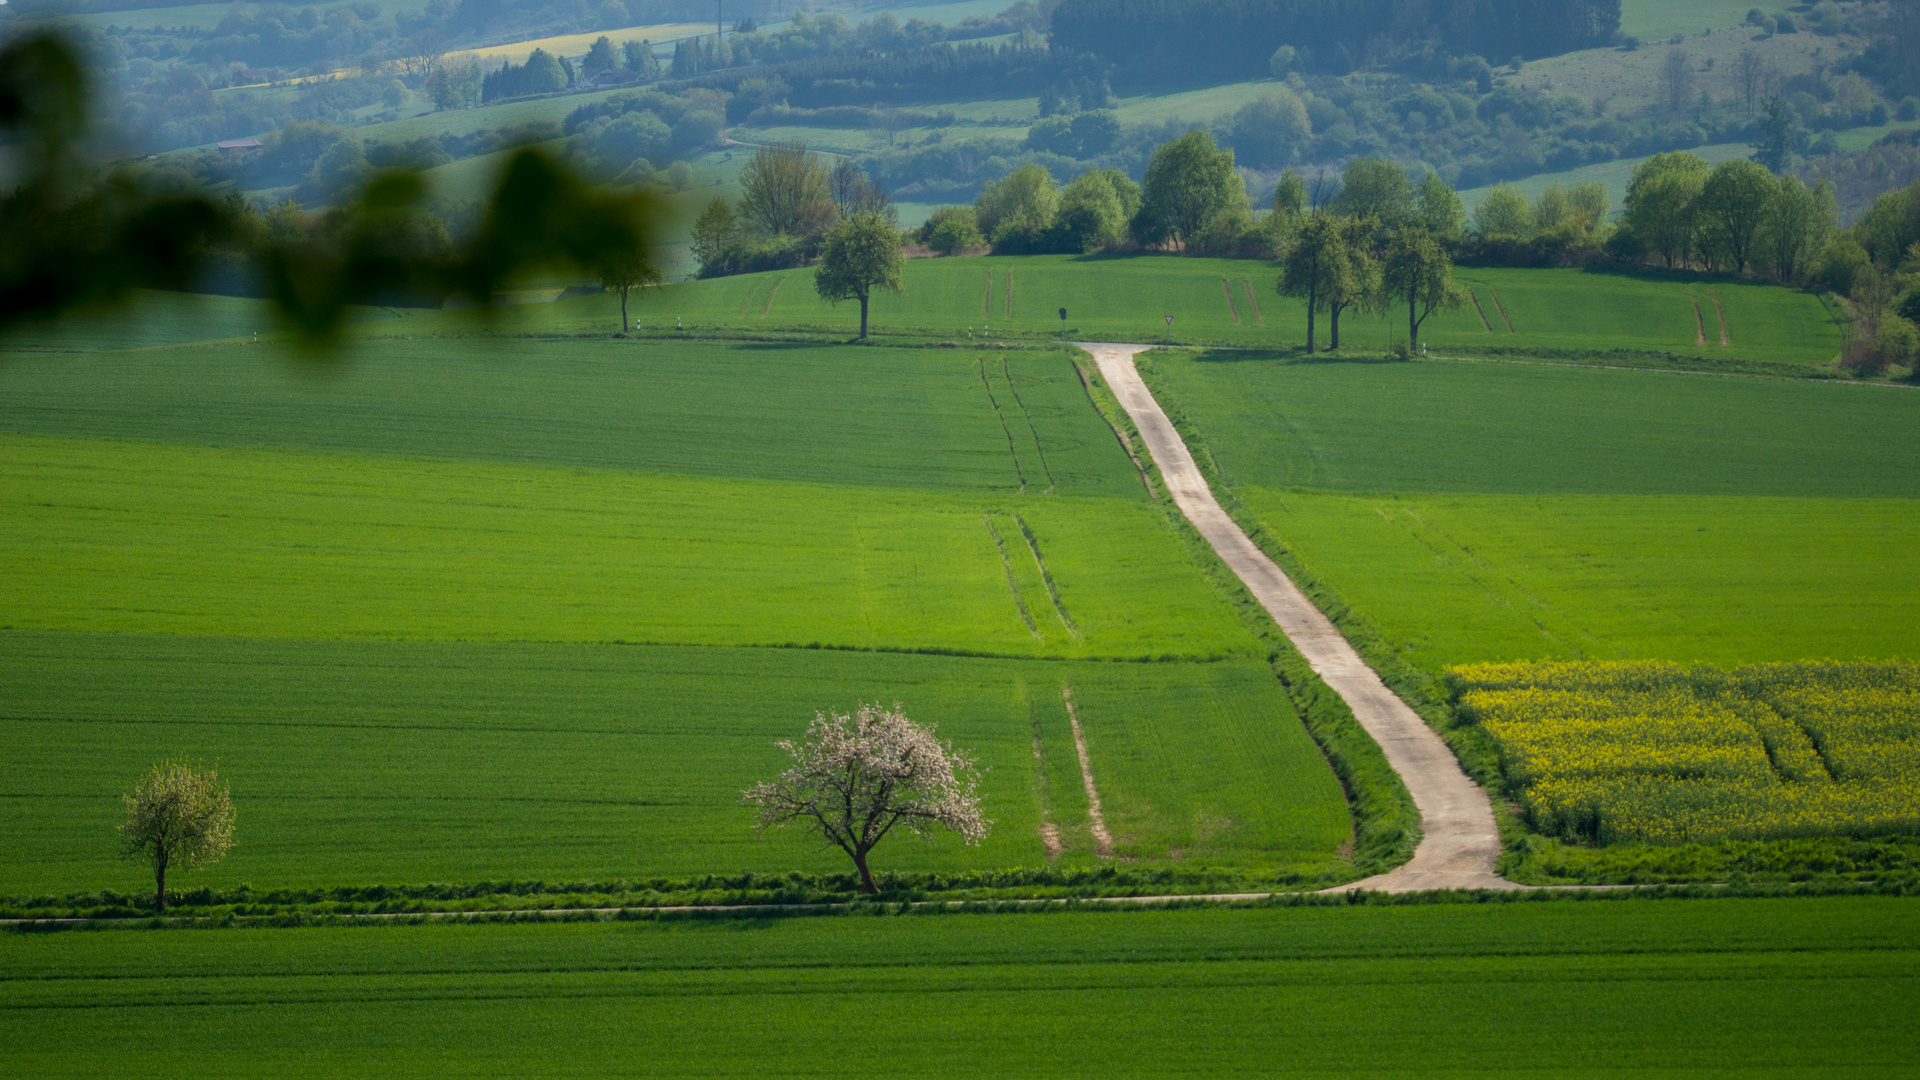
[689,143,894,280]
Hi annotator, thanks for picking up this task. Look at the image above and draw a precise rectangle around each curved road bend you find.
[1080,343,1519,893]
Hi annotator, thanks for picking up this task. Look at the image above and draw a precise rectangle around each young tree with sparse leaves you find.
[599,246,661,331]
[814,211,903,338]
[119,761,235,912]
[743,704,989,893]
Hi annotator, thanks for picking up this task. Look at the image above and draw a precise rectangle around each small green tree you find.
[815,211,904,338]
[1383,227,1465,348]
[600,247,661,331]
[689,197,740,273]
[119,761,235,912]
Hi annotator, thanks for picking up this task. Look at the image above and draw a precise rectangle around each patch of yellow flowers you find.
[1448,660,1920,844]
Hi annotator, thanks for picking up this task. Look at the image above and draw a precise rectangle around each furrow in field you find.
[1692,298,1708,346]
[1243,280,1264,325]
[1488,288,1516,332]
[1467,289,1495,332]
[1016,513,1079,640]
[760,275,786,315]
[1006,268,1014,318]
[1000,355,1055,490]
[1222,279,1240,324]
[976,355,1028,489]
[1709,292,1729,346]
[986,516,1041,639]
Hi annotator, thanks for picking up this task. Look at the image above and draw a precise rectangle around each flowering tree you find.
[743,704,989,893]
[119,761,235,912]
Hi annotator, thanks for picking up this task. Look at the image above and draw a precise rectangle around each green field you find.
[3,897,1916,1076]
[0,632,1346,896]
[0,330,1361,897]
[479,256,1844,368]
[1141,351,1920,676]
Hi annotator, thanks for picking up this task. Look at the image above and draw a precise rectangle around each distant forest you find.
[1049,0,1621,80]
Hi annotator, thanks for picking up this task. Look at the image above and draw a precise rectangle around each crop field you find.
[515,256,1843,368]
[0,632,1346,895]
[1454,661,1920,843]
[2,897,1916,1076]
[1142,350,1920,667]
[0,329,1361,896]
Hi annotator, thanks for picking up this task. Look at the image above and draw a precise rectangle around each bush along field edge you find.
[1131,347,1920,887]
[1065,345,1421,877]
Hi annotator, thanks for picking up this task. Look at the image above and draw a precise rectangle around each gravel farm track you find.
[1082,343,1521,893]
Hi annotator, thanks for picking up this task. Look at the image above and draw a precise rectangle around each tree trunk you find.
[851,848,879,893]
[1305,290,1316,353]
[1409,289,1418,347]
[154,855,167,912]
[620,286,630,332]
[859,292,869,339]
[1330,302,1343,349]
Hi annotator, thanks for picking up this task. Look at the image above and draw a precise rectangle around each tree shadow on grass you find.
[1187,346,1411,366]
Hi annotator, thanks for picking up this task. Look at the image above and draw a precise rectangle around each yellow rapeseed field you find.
[1449,660,1920,844]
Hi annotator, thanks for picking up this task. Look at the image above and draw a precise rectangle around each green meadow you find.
[3,897,1916,1077]
[0,332,1353,897]
[483,256,1844,369]
[1142,350,1920,675]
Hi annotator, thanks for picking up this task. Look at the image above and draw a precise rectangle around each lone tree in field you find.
[599,247,662,332]
[743,704,989,893]
[814,211,903,338]
[119,761,235,912]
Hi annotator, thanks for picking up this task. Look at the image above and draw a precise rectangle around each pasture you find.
[509,256,1845,369]
[2,897,1916,1076]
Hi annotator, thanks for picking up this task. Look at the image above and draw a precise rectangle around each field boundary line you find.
[1487,288,1516,333]
[1467,289,1495,332]
[1243,280,1263,325]
[1222,279,1240,324]
[1062,684,1115,858]
[1078,342,1519,893]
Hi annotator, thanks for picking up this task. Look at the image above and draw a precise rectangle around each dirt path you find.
[1692,299,1707,346]
[1243,281,1264,326]
[1709,293,1729,346]
[1062,685,1115,857]
[1222,279,1240,324]
[1080,342,1518,893]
